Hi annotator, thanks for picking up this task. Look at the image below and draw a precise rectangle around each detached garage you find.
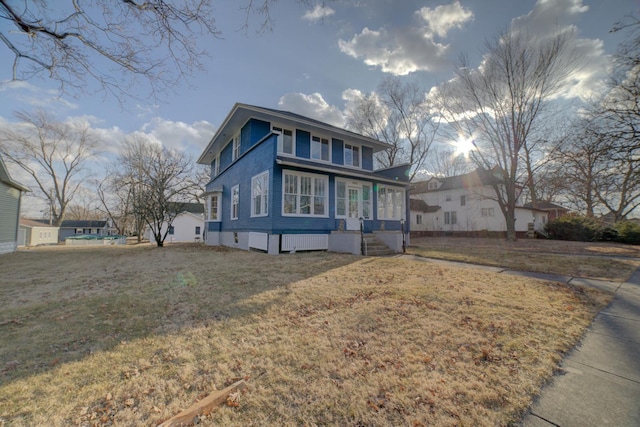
[18,219,59,247]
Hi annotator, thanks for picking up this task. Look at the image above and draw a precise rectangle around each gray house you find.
[58,219,113,242]
[0,155,29,254]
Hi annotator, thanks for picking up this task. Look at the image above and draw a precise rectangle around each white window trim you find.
[272,124,296,156]
[310,134,331,163]
[335,178,372,220]
[251,171,269,218]
[207,193,221,222]
[232,133,240,161]
[231,185,239,220]
[377,185,405,221]
[282,170,329,217]
[343,143,361,168]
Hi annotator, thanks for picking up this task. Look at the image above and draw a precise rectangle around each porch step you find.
[363,236,396,256]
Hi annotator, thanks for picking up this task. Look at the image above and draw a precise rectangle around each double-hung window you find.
[481,208,495,217]
[283,170,328,216]
[444,211,457,225]
[208,194,221,221]
[231,185,239,220]
[232,134,240,161]
[251,171,269,217]
[311,135,330,161]
[377,185,404,220]
[273,126,295,155]
[344,144,360,167]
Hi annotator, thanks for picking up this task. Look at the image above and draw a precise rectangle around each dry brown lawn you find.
[0,243,613,426]
[409,237,640,282]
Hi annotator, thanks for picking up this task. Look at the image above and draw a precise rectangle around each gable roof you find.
[60,220,108,228]
[522,201,569,211]
[409,199,440,213]
[411,168,502,194]
[0,155,29,192]
[20,218,59,228]
[168,202,204,214]
[198,103,391,165]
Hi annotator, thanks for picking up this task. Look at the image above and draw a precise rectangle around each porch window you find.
[231,185,239,220]
[251,171,269,217]
[208,194,220,221]
[273,126,295,155]
[377,185,404,220]
[335,180,372,219]
[283,170,328,217]
[311,135,330,161]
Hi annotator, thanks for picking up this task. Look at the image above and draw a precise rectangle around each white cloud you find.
[140,117,217,156]
[338,1,473,75]
[278,93,346,127]
[302,5,335,21]
[416,1,474,38]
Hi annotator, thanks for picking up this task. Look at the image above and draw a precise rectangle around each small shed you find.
[18,219,59,247]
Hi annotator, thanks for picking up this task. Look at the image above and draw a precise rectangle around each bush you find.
[614,221,640,245]
[545,215,603,242]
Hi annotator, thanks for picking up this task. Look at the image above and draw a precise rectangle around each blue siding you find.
[207,134,277,233]
[219,141,233,171]
[362,146,374,171]
[296,130,310,159]
[244,119,270,150]
[332,138,344,166]
[376,164,411,182]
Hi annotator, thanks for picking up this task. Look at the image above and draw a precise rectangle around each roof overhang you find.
[276,157,409,187]
[197,103,391,165]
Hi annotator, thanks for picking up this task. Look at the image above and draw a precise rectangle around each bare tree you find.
[0,110,99,225]
[115,136,196,247]
[0,0,303,100]
[425,146,473,177]
[432,30,579,240]
[346,76,439,180]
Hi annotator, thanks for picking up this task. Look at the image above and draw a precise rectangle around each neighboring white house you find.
[18,219,59,246]
[146,203,205,244]
[410,168,548,237]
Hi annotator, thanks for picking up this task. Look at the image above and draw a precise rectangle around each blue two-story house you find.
[197,103,410,255]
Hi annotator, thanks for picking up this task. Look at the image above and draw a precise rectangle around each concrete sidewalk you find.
[519,267,640,427]
[400,255,640,426]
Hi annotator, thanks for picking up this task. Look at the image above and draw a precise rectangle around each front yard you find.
[0,243,614,426]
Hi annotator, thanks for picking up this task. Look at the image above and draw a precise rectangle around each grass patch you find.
[408,237,640,282]
[0,244,611,426]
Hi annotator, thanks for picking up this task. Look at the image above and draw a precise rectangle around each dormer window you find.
[428,181,439,190]
[344,143,360,167]
[273,125,295,155]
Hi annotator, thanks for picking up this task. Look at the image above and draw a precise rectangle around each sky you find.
[0,0,638,216]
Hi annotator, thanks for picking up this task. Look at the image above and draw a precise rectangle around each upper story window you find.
[210,155,219,178]
[445,194,452,201]
[344,143,360,167]
[232,134,240,161]
[273,125,295,155]
[311,135,330,162]
[428,181,439,190]
[460,195,466,206]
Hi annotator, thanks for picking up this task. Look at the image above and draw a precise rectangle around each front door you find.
[346,186,361,231]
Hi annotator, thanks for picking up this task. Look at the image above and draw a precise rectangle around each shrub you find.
[614,221,640,245]
[545,215,603,241]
